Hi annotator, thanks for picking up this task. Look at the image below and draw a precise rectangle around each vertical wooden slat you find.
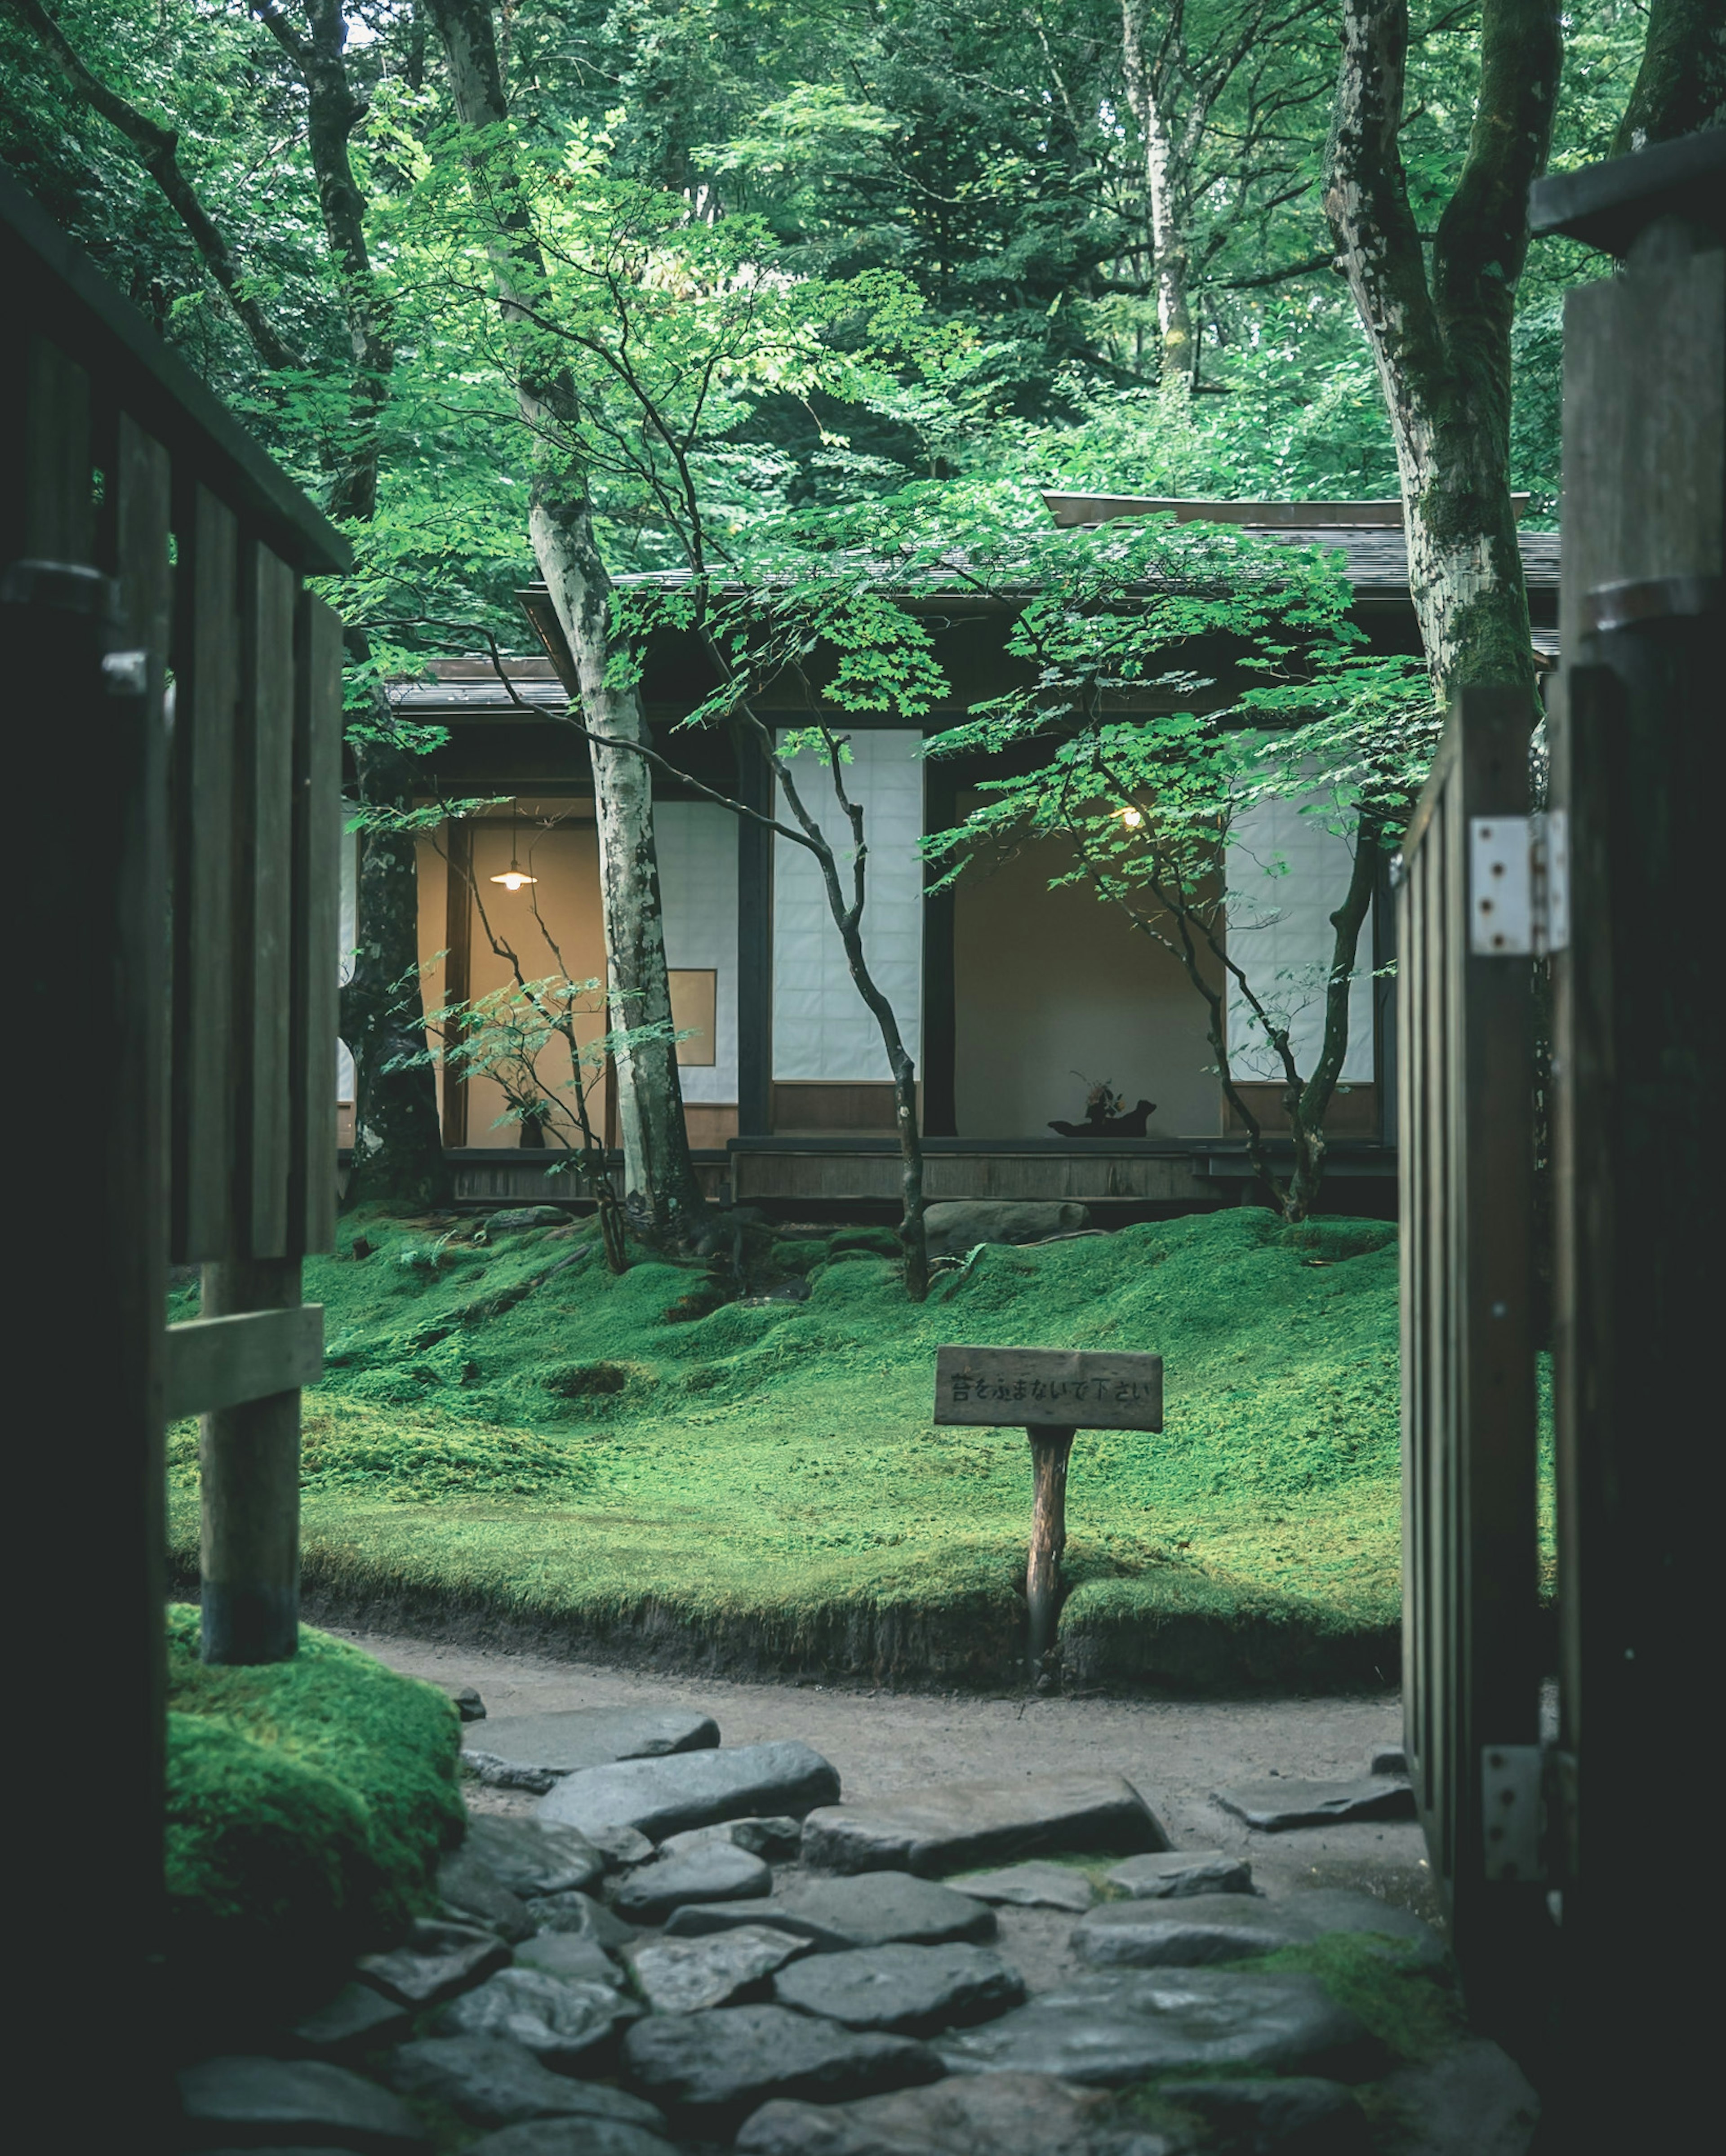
[172,486,239,1260]
[242,544,298,1256]
[23,336,93,561]
[441,819,472,1147]
[290,591,343,1252]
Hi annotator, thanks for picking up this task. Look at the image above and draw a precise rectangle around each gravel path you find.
[337,1628,1438,1994]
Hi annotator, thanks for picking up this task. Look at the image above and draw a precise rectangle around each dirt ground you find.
[338,1628,1437,1993]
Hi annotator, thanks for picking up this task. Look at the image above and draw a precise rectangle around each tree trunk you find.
[1324,0,1561,706]
[1613,0,1726,154]
[341,728,450,1207]
[430,0,705,1240]
[1120,0,1197,388]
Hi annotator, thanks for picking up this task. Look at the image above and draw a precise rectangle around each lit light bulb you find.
[1118,806,1143,829]
[489,866,537,890]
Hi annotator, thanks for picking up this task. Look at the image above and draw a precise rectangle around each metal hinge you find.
[1468,812,1569,956]
[1481,1743,1544,1881]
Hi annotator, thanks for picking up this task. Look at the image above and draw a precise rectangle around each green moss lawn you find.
[169,1206,1424,1680]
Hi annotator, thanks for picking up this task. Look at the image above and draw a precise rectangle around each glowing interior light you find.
[489,866,537,890]
[1119,806,1144,829]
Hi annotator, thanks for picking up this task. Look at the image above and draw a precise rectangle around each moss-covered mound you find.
[165,1607,464,1991]
[167,1208,1416,1685]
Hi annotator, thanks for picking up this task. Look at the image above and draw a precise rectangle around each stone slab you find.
[778,1873,999,1949]
[773,1942,1024,2035]
[465,1708,721,1789]
[663,1904,857,1954]
[1159,2077,1368,2152]
[385,2036,666,2131]
[465,1817,606,1897]
[522,1890,639,1947]
[463,2122,677,2156]
[625,1926,809,2014]
[1105,1851,1252,1900]
[936,1968,1368,2083]
[800,1774,1165,1877]
[924,1202,1091,1260]
[951,1861,1094,1912]
[178,2057,425,2147]
[611,1841,772,1922]
[1076,1888,1445,1972]
[1212,1777,1416,1832]
[292,1983,412,2054]
[1374,2038,1540,2155]
[622,2003,943,2126]
[439,1849,536,1941]
[513,1933,624,1989]
[735,2072,1126,2156]
[659,1817,804,1864]
[357,1920,510,2006]
[432,1968,636,2069]
[586,1825,655,1871]
[539,1741,840,1841]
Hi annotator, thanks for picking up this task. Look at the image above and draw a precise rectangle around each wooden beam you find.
[166,1302,324,1420]
[735,725,773,1136]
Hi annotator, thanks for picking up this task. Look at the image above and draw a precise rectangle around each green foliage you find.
[1255,1933,1466,2063]
[164,1607,464,1991]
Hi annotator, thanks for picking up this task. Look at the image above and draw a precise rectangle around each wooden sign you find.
[934,1345,1163,1431]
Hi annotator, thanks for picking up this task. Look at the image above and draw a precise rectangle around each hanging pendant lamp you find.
[489,809,537,891]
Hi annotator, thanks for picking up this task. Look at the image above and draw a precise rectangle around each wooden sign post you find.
[934,1344,1164,1681]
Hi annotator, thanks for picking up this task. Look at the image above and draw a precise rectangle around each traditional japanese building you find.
[362,497,1558,1216]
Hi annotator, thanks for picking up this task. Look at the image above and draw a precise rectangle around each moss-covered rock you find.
[165,1608,464,1997]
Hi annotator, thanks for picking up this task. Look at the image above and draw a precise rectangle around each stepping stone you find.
[735,2072,1130,2156]
[465,1708,721,1790]
[664,1871,995,1952]
[1375,2035,1540,2155]
[358,1919,510,2005]
[773,1942,1024,2036]
[386,2036,667,2132]
[432,1968,636,2069]
[463,2123,677,2156]
[1106,1850,1252,1899]
[1213,1777,1415,1832]
[292,1982,411,2053]
[664,1904,854,1953]
[1160,2077,1368,2152]
[1075,1886,1445,1971]
[466,1817,606,1897]
[622,2004,943,2129]
[538,1741,841,1841]
[936,1968,1368,2082]
[514,1933,624,1988]
[611,1841,772,1923]
[439,1849,535,1941]
[625,1926,809,2014]
[586,1825,655,1872]
[952,1861,1094,1912]
[800,1774,1165,1877]
[659,1816,803,1863]
[522,1890,639,1947]
[1368,1745,1409,1777]
[178,2057,426,2147]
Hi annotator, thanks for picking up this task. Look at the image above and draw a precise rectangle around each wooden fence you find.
[2,174,348,2085]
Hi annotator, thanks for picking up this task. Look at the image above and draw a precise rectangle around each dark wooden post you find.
[921,758,959,1137]
[1026,1427,1076,1677]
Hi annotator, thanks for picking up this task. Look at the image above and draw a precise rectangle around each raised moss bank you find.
[166,1208,1466,1689]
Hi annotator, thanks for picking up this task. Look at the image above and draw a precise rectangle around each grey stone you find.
[466,1817,606,1897]
[778,1872,998,1948]
[1212,1777,1415,1832]
[663,1903,857,1953]
[523,1890,639,1947]
[1158,2078,1367,2153]
[178,2057,425,2146]
[440,1849,536,1941]
[357,1919,510,2005]
[801,1774,1165,1877]
[936,1968,1368,2083]
[462,2125,677,2156]
[292,1982,412,2054]
[465,1708,721,1791]
[1369,1746,1409,1778]
[1374,2038,1539,2156]
[432,1968,636,2069]
[612,1841,772,1922]
[514,1933,625,1988]
[385,2036,666,2131]
[924,1201,1091,1259]
[622,2004,943,2126]
[538,1740,840,1841]
[625,1926,809,2014]
[486,1207,570,1231]
[1076,1888,1445,1972]
[735,2072,1139,2156]
[449,1686,488,1721]
[774,1943,1024,2036]
[586,1825,656,1871]
[952,1861,1094,1912]
[659,1816,804,1864]
[1106,1851,1253,1900]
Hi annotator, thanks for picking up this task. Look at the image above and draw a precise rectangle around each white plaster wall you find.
[773,729,923,1079]
[656,800,738,1103]
[337,813,358,1102]
[1225,794,1374,1082]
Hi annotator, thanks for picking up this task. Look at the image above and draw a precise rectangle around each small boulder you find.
[952,1861,1094,1913]
[538,1740,840,1841]
[440,1849,536,1942]
[1212,1777,1415,1832]
[659,1816,804,1864]
[612,1841,773,1923]
[801,1774,1165,1877]
[432,1968,636,2069]
[178,2057,425,2147]
[357,1919,510,2006]
[625,1926,809,2015]
[465,1817,606,1898]
[514,1933,625,1989]
[776,1872,998,1949]
[923,1202,1090,1260]
[522,1890,639,1947]
[622,2004,943,2130]
[485,1207,569,1232]
[735,2072,1134,2156]
[292,1982,411,2054]
[386,2036,666,2131]
[465,1708,721,1792]
[1105,1851,1252,1900]
[1075,1887,1444,1972]
[773,1942,1024,2036]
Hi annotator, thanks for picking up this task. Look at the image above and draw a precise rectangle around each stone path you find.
[175,1651,1539,2155]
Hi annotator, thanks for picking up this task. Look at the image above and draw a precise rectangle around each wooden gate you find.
[2,174,348,2109]
[1396,683,1549,2034]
